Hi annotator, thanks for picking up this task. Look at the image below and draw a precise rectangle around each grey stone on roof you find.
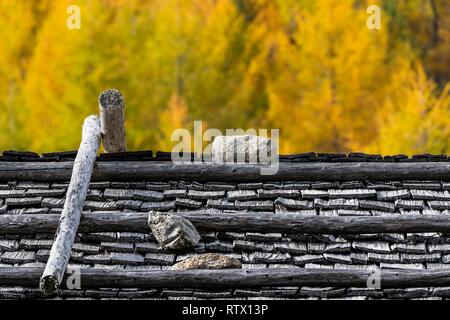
[311,182,339,189]
[133,190,164,201]
[204,183,236,191]
[16,182,50,189]
[83,254,112,265]
[118,232,151,242]
[104,189,134,200]
[234,200,273,211]
[293,255,325,265]
[163,189,187,199]
[304,263,334,269]
[116,200,142,211]
[101,242,134,253]
[410,190,450,200]
[241,264,266,269]
[366,181,398,191]
[274,198,312,210]
[337,209,371,216]
[205,241,233,253]
[125,265,162,270]
[301,190,328,199]
[86,189,102,201]
[391,243,427,254]
[324,253,352,264]
[399,210,422,216]
[5,197,42,207]
[328,189,376,199]
[401,253,441,263]
[252,252,291,264]
[19,239,53,250]
[233,240,255,251]
[141,201,176,211]
[80,232,117,242]
[395,200,424,210]
[402,181,441,190]
[352,242,391,254]
[429,201,450,210]
[385,288,429,299]
[135,242,162,253]
[262,182,283,190]
[347,288,384,298]
[325,242,351,253]
[206,199,234,210]
[237,182,263,190]
[367,252,400,263]
[379,263,424,270]
[112,182,146,189]
[146,182,171,191]
[283,182,310,189]
[26,189,65,197]
[255,242,274,252]
[246,233,282,242]
[422,209,442,215]
[406,232,441,242]
[36,249,50,263]
[0,204,7,213]
[359,200,395,212]
[427,263,450,269]
[227,190,257,201]
[428,244,450,254]
[379,234,405,243]
[84,201,117,211]
[89,182,110,189]
[71,243,101,254]
[307,243,326,254]
[175,198,202,209]
[0,240,19,251]
[41,198,65,208]
[51,183,70,189]
[299,287,345,298]
[0,190,26,198]
[161,289,193,297]
[0,251,35,264]
[377,190,410,201]
[274,242,307,254]
[110,253,144,265]
[314,199,359,210]
[186,190,225,200]
[117,289,158,299]
[432,287,450,297]
[144,253,176,265]
[257,189,300,199]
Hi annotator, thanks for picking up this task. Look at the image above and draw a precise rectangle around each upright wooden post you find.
[99,89,127,153]
[40,115,102,295]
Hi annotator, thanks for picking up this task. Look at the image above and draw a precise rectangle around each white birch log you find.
[99,89,127,153]
[39,115,102,295]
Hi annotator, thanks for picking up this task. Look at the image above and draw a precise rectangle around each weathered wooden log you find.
[3,267,450,289]
[3,212,450,235]
[1,161,450,182]
[40,116,102,295]
[99,89,127,153]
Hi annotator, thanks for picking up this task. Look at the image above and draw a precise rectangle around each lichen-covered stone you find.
[147,211,200,250]
[171,253,241,270]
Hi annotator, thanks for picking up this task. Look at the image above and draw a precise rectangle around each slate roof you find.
[1,151,450,300]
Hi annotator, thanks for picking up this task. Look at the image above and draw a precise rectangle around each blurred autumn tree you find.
[0,0,448,154]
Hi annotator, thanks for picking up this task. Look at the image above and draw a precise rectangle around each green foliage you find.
[0,0,448,154]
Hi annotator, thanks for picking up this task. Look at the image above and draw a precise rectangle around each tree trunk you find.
[3,212,450,235]
[1,161,450,182]
[3,267,450,289]
[99,89,127,153]
[39,116,101,295]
